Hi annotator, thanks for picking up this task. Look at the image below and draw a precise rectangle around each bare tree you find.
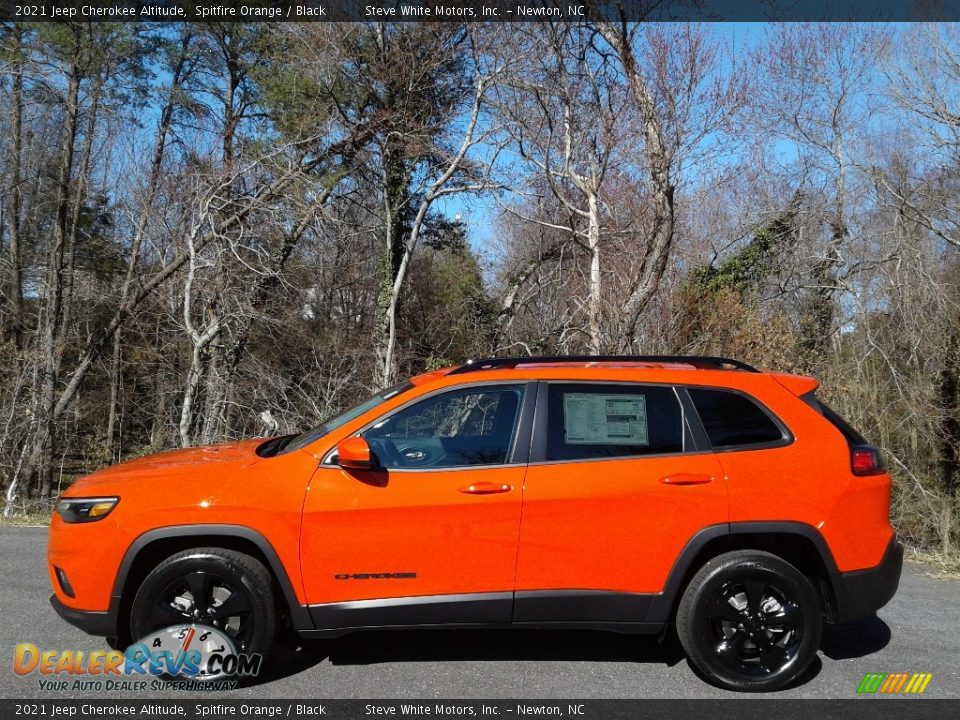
[751,23,889,361]
[881,24,960,252]
[591,20,744,349]
[2,25,26,348]
[381,64,499,385]
[496,23,630,353]
[103,29,197,462]
[178,221,224,447]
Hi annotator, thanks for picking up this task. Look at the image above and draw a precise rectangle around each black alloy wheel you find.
[707,577,804,675]
[129,548,276,658]
[676,550,823,692]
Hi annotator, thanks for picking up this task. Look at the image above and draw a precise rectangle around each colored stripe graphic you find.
[892,673,909,693]
[857,673,886,693]
[880,674,897,693]
[857,672,932,694]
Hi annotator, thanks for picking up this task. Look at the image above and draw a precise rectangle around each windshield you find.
[278,381,415,454]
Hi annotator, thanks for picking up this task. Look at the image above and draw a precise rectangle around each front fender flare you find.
[111,523,313,632]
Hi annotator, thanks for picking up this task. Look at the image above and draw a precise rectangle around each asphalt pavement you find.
[2,526,957,700]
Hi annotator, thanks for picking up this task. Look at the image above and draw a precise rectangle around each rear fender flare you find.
[646,521,841,623]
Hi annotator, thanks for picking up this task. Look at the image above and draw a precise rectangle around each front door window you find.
[363,385,525,469]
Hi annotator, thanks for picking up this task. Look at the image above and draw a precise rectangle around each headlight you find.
[56,497,119,523]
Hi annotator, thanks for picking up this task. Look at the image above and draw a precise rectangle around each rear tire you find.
[129,547,276,659]
[676,550,822,692]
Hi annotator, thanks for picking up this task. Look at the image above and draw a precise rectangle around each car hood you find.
[66,438,266,493]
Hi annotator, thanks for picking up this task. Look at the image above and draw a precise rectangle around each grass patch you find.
[0,511,52,527]
[904,545,960,579]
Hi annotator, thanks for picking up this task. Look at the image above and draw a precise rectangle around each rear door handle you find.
[460,482,513,495]
[659,473,714,486]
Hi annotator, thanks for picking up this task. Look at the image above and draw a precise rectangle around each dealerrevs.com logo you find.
[14,624,262,691]
[856,672,934,695]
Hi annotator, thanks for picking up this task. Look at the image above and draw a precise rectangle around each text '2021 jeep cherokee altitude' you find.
[48,356,902,691]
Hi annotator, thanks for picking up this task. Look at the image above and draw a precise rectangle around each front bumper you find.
[49,595,117,638]
[831,536,903,623]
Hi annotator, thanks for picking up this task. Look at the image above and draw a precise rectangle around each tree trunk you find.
[105,33,192,462]
[586,193,602,354]
[178,228,223,448]
[150,313,173,450]
[178,321,223,448]
[28,59,82,499]
[593,22,675,348]
[179,343,207,448]
[61,79,100,355]
[103,335,123,464]
[199,347,225,445]
[382,195,433,386]
[376,147,410,384]
[4,26,25,348]
[939,331,960,555]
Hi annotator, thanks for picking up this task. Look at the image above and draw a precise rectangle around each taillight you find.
[851,445,885,476]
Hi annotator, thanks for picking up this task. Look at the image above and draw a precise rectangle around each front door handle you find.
[659,472,714,486]
[460,482,513,495]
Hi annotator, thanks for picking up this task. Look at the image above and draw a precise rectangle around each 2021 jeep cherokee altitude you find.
[49,355,902,691]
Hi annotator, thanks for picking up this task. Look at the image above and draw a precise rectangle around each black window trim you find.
[799,390,868,446]
[322,380,538,471]
[528,380,707,465]
[681,384,794,453]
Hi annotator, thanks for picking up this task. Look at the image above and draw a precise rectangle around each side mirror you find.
[336,437,373,470]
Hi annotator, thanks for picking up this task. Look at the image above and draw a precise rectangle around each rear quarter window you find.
[688,388,786,449]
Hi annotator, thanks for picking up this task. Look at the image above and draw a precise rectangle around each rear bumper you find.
[831,536,903,623]
[49,595,117,638]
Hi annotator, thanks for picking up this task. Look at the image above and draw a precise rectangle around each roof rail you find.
[448,355,759,375]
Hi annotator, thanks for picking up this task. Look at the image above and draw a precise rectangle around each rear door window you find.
[688,388,786,449]
[546,384,683,461]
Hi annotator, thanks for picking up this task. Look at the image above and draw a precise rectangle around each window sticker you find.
[563,393,649,445]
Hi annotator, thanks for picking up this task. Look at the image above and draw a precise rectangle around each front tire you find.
[676,550,823,692]
[129,547,276,658]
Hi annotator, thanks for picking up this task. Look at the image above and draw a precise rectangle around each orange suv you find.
[48,356,902,691]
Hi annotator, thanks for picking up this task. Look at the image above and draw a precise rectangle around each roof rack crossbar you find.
[449,355,759,375]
